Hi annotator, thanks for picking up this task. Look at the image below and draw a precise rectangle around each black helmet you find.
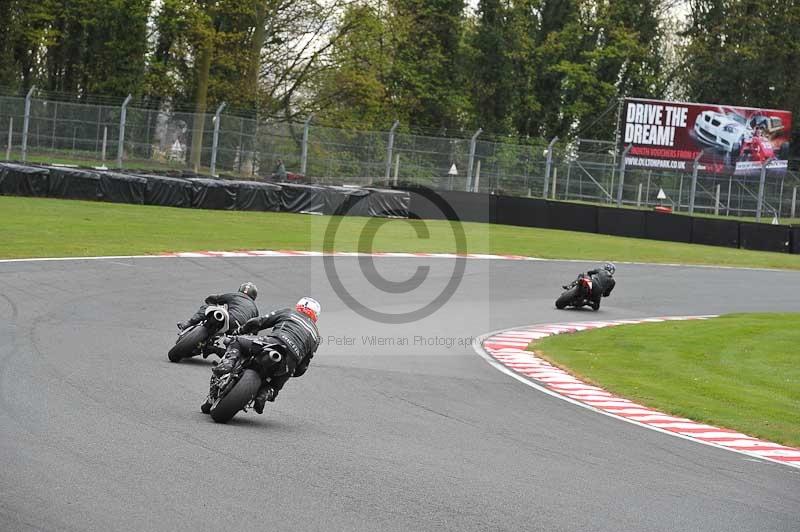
[238,282,258,300]
[602,262,616,276]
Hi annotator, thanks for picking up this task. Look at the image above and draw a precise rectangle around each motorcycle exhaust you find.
[212,309,226,323]
[266,350,282,363]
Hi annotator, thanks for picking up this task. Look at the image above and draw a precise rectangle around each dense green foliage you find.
[1,1,798,144]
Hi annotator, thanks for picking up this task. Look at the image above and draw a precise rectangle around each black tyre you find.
[555,287,578,309]
[210,369,262,423]
[168,325,209,362]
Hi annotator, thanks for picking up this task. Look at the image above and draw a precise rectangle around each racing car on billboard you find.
[749,114,785,138]
[693,110,751,155]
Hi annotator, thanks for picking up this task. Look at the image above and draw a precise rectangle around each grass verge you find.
[1,195,800,270]
[530,313,800,447]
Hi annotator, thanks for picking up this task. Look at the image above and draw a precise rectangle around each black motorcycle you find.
[168,304,231,362]
[555,275,599,310]
[205,336,284,423]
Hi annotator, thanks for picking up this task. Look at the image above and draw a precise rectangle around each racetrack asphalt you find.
[1,256,799,532]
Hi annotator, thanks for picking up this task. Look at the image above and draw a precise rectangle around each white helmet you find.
[296,297,321,322]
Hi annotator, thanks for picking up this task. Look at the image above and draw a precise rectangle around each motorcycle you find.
[205,336,284,423]
[168,304,231,363]
[555,275,599,310]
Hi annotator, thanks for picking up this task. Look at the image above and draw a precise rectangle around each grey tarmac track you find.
[1,256,799,532]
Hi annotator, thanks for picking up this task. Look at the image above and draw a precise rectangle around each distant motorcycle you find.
[204,336,284,423]
[168,304,231,362]
[555,275,598,311]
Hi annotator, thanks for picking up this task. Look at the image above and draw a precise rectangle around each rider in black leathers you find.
[177,282,259,333]
[202,297,321,415]
[566,263,616,310]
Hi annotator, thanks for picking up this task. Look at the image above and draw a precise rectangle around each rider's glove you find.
[238,318,259,335]
[177,321,191,331]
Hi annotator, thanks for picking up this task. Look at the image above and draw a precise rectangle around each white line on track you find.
[0,249,797,273]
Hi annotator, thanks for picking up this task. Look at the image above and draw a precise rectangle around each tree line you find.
[1,0,798,147]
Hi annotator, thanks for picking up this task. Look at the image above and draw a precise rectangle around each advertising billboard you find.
[621,98,792,176]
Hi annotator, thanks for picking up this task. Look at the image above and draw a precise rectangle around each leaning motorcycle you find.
[555,275,598,310]
[205,336,284,423]
[168,304,231,362]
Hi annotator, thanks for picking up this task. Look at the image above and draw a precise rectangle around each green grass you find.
[1,195,800,270]
[530,314,800,447]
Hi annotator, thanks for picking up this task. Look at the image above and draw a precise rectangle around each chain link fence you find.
[2,92,798,222]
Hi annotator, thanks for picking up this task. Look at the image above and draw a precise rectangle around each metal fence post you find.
[543,136,558,197]
[21,86,34,162]
[101,127,108,163]
[791,187,797,219]
[117,94,132,168]
[689,150,704,214]
[210,102,227,176]
[301,113,313,175]
[385,120,399,180]
[6,118,12,161]
[714,184,721,215]
[636,182,642,207]
[726,176,732,216]
[393,153,400,185]
[756,162,767,222]
[466,128,482,192]
[616,144,632,207]
[473,159,481,192]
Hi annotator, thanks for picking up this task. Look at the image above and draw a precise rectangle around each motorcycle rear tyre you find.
[555,287,579,309]
[168,325,209,362]
[210,369,262,423]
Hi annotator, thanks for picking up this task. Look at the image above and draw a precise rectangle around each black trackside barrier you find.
[335,188,411,218]
[324,188,355,215]
[7,162,800,254]
[739,222,790,253]
[644,211,693,243]
[691,217,740,248]
[331,186,371,216]
[402,188,448,220]
[99,172,147,204]
[0,163,49,197]
[46,167,102,201]
[495,195,549,228]
[366,188,410,218]
[141,174,194,207]
[596,207,646,239]
[230,180,281,212]
[402,188,496,223]
[187,178,237,210]
[547,201,598,234]
[280,183,332,215]
[790,227,800,254]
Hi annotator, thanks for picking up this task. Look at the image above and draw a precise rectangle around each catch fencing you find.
[2,90,798,223]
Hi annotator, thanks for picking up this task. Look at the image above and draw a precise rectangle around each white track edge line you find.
[472,323,800,471]
[0,252,795,272]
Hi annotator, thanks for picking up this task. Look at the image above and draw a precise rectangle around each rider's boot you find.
[253,385,276,414]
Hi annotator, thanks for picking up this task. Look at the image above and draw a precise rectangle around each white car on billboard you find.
[693,110,751,154]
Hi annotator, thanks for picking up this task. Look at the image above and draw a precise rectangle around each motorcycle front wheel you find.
[168,325,210,362]
[210,369,262,423]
